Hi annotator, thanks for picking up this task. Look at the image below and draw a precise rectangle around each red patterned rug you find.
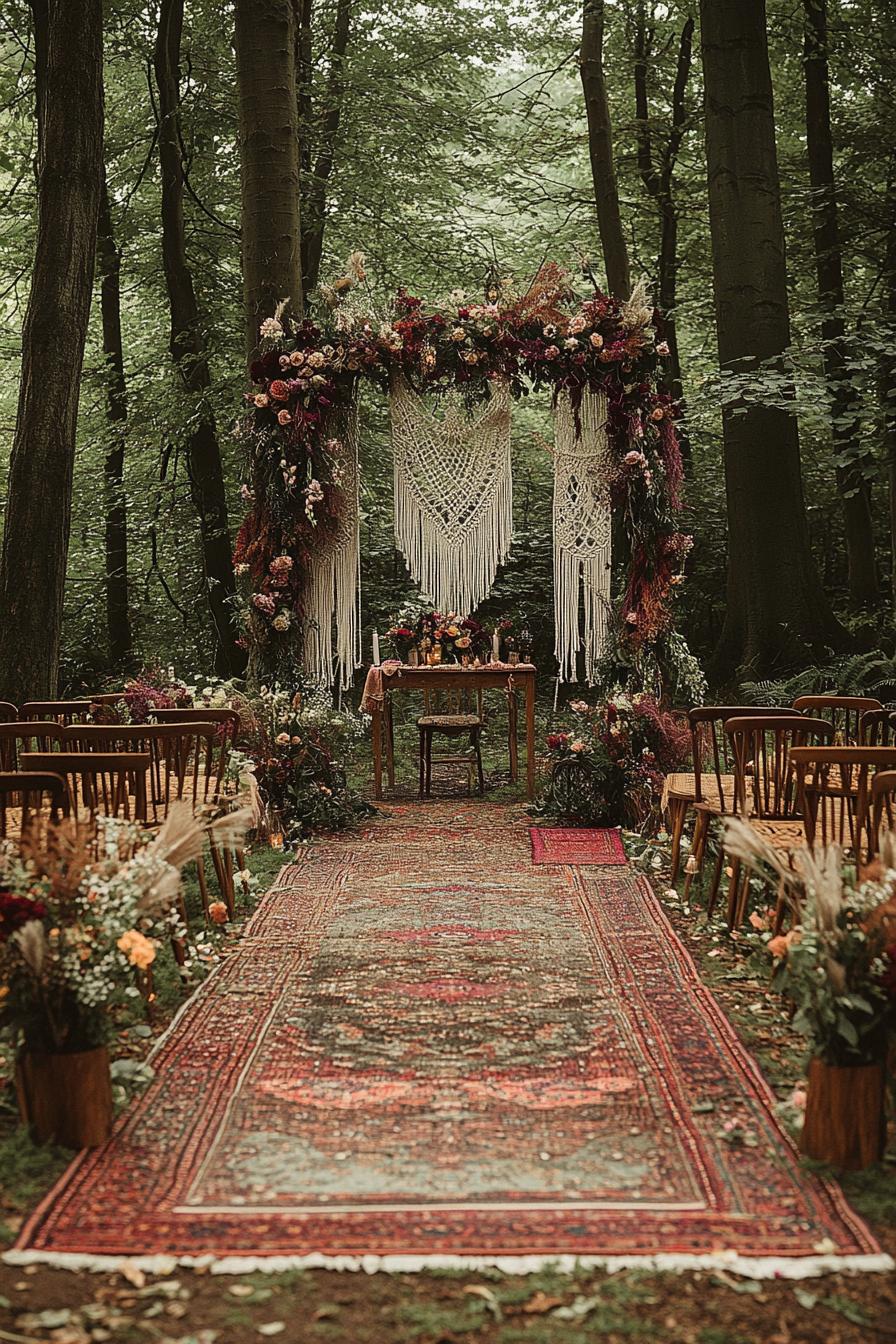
[12,804,888,1274]
[530,826,626,865]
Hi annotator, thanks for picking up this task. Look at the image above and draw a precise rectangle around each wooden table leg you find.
[525,675,536,801]
[508,690,518,782]
[372,704,384,800]
[385,695,395,788]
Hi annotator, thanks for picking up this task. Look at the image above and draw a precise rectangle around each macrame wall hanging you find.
[390,373,513,614]
[553,388,613,684]
[303,395,361,690]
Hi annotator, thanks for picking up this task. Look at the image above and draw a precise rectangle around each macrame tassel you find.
[390,375,513,614]
[303,395,361,690]
[553,388,612,684]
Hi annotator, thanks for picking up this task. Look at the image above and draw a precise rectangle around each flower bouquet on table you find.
[0,804,246,1146]
[729,817,896,1169]
[387,607,493,664]
[543,691,689,830]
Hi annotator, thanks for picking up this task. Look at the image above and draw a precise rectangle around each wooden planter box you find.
[16,1046,113,1149]
[799,1056,886,1171]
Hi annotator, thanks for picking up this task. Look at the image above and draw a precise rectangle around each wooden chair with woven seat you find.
[20,751,149,823]
[151,706,240,745]
[792,694,882,745]
[869,770,896,860]
[675,706,802,896]
[19,700,94,726]
[790,746,896,862]
[60,722,233,916]
[859,708,896,746]
[720,716,834,929]
[0,722,63,772]
[0,771,67,840]
[418,687,486,798]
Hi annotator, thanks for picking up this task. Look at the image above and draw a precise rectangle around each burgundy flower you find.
[0,891,47,942]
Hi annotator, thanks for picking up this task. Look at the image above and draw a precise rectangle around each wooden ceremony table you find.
[367,662,538,801]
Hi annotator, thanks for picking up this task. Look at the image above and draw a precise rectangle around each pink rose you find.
[589,332,604,349]
[277,409,292,426]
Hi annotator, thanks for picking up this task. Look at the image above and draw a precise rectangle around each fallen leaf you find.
[118,1264,146,1289]
[463,1285,502,1321]
[313,1305,340,1321]
[552,1294,602,1321]
[522,1290,565,1315]
[16,1310,73,1330]
[794,1288,818,1310]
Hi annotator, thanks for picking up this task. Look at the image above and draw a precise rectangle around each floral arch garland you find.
[233,258,689,686]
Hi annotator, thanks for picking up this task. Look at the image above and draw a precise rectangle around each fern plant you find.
[741,650,896,707]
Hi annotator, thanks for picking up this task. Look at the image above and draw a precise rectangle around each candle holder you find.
[268,809,285,852]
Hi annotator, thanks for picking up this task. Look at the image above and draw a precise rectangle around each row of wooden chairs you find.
[666,696,896,932]
[666,695,889,884]
[0,704,245,925]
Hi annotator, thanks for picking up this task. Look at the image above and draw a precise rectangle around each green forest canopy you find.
[0,0,894,693]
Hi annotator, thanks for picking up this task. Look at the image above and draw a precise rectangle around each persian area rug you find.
[12,803,889,1276]
[530,825,626,865]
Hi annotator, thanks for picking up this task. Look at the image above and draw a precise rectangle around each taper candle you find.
[373,630,381,666]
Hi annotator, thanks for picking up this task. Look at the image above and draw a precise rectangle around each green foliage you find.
[0,0,894,684]
[741,649,896,706]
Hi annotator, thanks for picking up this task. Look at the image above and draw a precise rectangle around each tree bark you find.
[803,0,877,608]
[634,7,694,464]
[699,0,846,677]
[154,0,241,676]
[299,0,351,298]
[234,0,303,357]
[97,172,132,667]
[580,0,631,299]
[0,0,104,703]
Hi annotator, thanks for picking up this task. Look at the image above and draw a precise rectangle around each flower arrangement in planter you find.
[727,817,896,1169]
[0,805,237,1147]
[241,686,370,839]
[543,691,689,831]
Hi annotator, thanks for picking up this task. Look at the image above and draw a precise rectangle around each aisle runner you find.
[13,805,888,1274]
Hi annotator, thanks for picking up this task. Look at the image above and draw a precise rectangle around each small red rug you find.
[530,825,626,865]
[12,804,887,1273]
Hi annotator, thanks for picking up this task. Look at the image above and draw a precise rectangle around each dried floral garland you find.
[234,257,687,685]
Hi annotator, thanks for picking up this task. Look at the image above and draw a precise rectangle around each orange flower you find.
[208,901,228,926]
[117,929,156,970]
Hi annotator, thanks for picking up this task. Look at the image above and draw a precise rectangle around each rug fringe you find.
[4,1249,893,1280]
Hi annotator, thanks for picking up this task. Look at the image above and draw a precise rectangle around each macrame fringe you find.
[303,397,361,691]
[553,388,613,684]
[5,1249,892,1280]
[391,375,513,614]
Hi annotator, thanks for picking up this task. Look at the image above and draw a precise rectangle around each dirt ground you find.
[0,1252,894,1344]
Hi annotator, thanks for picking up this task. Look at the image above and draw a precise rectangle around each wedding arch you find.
[233,258,689,688]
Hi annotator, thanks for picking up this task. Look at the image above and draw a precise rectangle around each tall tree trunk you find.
[700,0,845,677]
[580,0,631,299]
[234,0,303,358]
[634,7,694,464]
[0,0,104,703]
[299,0,351,298]
[803,0,877,608]
[154,0,240,676]
[97,172,132,667]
